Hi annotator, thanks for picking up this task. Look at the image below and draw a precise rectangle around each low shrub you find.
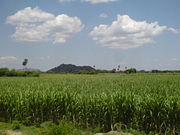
[78,70,97,74]
[0,68,9,76]
[0,68,39,77]
[43,121,84,135]
[12,120,21,130]
[124,68,137,74]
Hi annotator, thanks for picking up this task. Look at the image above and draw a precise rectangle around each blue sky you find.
[0,0,180,71]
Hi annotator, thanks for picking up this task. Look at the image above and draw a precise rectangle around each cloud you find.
[168,27,180,34]
[171,58,178,61]
[6,7,84,44]
[6,7,55,25]
[58,0,118,3]
[90,15,171,49]
[59,0,75,2]
[0,56,18,62]
[99,13,108,18]
[81,0,118,3]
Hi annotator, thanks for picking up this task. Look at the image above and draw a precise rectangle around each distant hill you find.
[48,64,95,73]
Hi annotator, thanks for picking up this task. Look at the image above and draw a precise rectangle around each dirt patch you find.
[95,131,132,135]
[3,130,25,135]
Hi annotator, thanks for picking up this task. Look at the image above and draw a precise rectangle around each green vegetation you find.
[78,69,124,74]
[0,73,180,134]
[0,68,39,77]
[151,70,180,73]
[22,59,28,68]
[0,121,154,135]
[124,68,137,74]
[0,121,93,135]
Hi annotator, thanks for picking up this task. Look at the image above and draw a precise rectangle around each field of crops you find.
[0,73,180,134]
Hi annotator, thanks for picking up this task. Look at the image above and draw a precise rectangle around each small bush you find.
[40,121,54,128]
[47,124,63,135]
[0,68,9,76]
[45,121,82,135]
[151,70,160,73]
[22,116,32,126]
[17,72,27,77]
[6,70,18,77]
[12,120,21,130]
[124,68,137,74]
[78,70,97,74]
[25,71,40,77]
[0,68,39,77]
[110,69,116,73]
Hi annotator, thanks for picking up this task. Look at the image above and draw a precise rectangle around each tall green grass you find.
[0,74,180,134]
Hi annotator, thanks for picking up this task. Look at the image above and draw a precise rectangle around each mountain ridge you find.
[48,64,95,73]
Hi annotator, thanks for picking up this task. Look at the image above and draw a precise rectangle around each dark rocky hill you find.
[48,64,95,73]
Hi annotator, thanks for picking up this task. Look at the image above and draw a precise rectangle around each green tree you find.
[22,58,28,67]
[117,65,120,71]
[111,68,116,73]
[124,68,137,74]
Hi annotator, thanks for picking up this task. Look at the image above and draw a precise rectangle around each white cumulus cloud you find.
[99,13,108,18]
[90,15,168,49]
[168,27,180,34]
[0,56,18,62]
[6,7,55,25]
[6,7,84,44]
